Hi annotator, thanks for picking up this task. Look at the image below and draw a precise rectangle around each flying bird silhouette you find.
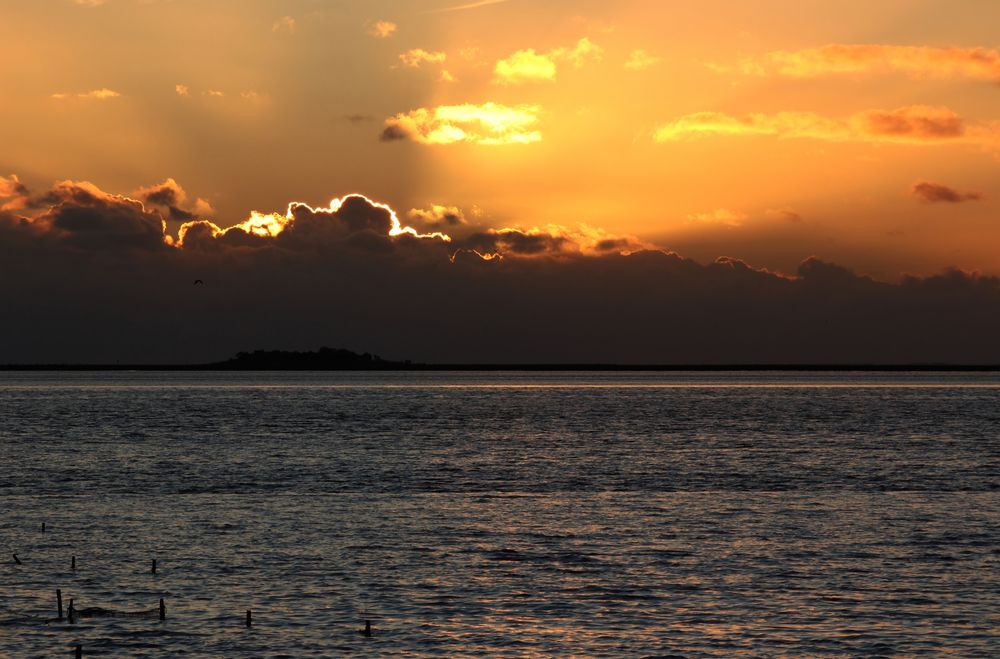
[193,279,204,285]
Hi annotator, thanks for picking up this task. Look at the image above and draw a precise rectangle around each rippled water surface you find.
[1,371,998,656]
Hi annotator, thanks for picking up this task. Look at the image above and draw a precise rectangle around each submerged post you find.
[13,553,21,565]
[151,559,156,575]
[159,598,166,621]
[72,555,76,571]
[42,522,46,533]
[246,610,252,627]
[75,644,82,659]
[363,620,372,637]
[68,599,75,624]
[57,589,63,619]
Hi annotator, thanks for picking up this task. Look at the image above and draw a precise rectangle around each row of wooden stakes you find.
[13,553,156,574]
[55,592,371,633]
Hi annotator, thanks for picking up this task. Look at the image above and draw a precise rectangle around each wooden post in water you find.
[246,610,252,627]
[57,589,63,619]
[71,555,76,571]
[151,559,157,575]
[363,620,372,637]
[42,522,46,533]
[75,644,82,658]
[159,598,166,621]
[13,553,21,565]
[68,599,75,624]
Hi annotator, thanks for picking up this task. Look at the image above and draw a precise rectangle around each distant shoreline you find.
[4,347,999,372]
[2,364,1000,372]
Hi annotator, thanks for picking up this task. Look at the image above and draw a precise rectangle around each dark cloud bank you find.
[2,178,1000,365]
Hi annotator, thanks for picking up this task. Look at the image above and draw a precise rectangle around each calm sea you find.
[1,371,998,657]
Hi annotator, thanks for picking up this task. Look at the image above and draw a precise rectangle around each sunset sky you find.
[4,0,1000,278]
[2,0,1000,363]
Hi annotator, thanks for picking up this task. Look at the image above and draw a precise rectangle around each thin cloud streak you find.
[51,88,121,100]
[654,106,999,147]
[428,0,510,13]
[719,44,1000,82]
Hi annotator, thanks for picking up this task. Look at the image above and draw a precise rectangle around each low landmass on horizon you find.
[3,347,999,371]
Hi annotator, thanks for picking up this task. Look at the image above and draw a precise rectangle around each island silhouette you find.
[2,346,998,371]
[214,347,409,370]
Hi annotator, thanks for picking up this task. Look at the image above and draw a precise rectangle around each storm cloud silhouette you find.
[2,178,999,365]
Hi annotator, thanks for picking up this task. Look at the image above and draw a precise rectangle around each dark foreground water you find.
[1,371,998,657]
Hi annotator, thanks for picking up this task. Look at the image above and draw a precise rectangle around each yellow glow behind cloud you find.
[384,103,543,145]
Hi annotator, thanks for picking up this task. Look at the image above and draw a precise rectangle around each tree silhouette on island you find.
[213,347,410,370]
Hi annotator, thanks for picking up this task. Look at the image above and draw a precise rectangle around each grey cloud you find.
[912,181,983,204]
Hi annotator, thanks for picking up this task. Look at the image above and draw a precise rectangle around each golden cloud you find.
[381,102,542,145]
[719,44,1000,81]
[551,37,603,68]
[0,174,29,211]
[493,37,602,85]
[51,88,121,100]
[625,49,660,71]
[0,175,27,198]
[654,106,995,146]
[398,48,447,68]
[494,49,557,84]
[686,209,747,227]
[272,16,295,34]
[433,0,510,12]
[368,20,397,38]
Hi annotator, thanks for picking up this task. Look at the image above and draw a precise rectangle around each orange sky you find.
[2,0,999,280]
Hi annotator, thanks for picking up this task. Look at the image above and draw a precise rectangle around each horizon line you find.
[2,363,1000,372]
